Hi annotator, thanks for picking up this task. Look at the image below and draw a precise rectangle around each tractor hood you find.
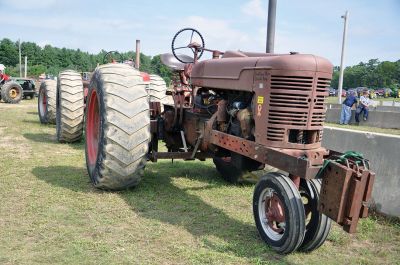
[190,51,333,91]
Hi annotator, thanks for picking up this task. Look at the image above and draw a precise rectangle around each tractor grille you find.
[312,77,331,126]
[266,127,285,142]
[267,75,330,142]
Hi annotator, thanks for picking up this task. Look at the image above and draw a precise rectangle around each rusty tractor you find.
[83,28,375,254]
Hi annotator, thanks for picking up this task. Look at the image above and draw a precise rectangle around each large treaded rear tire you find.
[1,81,23,103]
[85,63,150,190]
[38,80,57,124]
[56,70,84,143]
[148,74,173,110]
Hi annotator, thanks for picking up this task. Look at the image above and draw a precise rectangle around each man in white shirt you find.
[355,89,370,123]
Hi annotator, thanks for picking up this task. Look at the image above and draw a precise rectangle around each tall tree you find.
[151,55,172,85]
[21,41,42,66]
[0,39,19,66]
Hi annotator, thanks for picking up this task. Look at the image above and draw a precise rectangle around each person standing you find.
[340,90,357,125]
[355,89,370,123]
[0,64,10,84]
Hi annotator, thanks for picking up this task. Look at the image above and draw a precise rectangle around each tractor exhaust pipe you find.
[266,0,277,53]
[135,39,140,69]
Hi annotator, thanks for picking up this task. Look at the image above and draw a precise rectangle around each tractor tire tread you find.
[38,80,57,124]
[298,179,332,252]
[148,74,173,108]
[86,63,150,190]
[253,173,306,254]
[56,70,84,143]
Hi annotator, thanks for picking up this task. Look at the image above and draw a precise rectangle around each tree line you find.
[0,38,173,84]
[331,59,400,90]
[1,38,399,89]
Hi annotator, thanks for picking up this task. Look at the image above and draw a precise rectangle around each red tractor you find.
[0,71,24,104]
[82,28,374,254]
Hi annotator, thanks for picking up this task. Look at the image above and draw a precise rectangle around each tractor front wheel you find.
[298,179,332,252]
[85,63,150,190]
[253,173,306,254]
[1,81,23,103]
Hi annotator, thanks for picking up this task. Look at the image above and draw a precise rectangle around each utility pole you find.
[135,40,140,69]
[24,56,27,78]
[266,0,277,53]
[19,39,22,77]
[338,11,349,104]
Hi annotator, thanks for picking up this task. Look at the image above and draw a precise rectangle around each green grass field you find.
[1,100,399,264]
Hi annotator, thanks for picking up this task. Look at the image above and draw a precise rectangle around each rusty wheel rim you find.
[300,189,313,226]
[259,188,286,241]
[86,89,100,166]
[9,88,20,99]
[38,88,47,117]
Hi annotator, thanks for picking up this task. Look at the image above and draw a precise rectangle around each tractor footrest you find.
[318,161,375,233]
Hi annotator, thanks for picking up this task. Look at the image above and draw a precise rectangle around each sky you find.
[0,0,399,66]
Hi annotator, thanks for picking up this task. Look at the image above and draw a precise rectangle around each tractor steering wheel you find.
[171,28,205,63]
[103,51,124,64]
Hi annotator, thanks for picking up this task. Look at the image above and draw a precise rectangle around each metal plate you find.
[318,160,374,233]
[318,162,353,223]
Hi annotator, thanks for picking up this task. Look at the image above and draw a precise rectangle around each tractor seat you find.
[161,53,193,71]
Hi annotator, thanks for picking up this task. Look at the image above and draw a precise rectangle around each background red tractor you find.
[0,67,23,104]
[1,64,37,104]
[82,28,375,254]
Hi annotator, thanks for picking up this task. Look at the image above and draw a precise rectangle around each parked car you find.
[329,87,337,96]
[375,88,384,97]
[369,89,377,99]
[383,88,392,98]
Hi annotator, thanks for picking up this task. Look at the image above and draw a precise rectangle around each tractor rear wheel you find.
[1,81,23,103]
[298,179,332,252]
[85,63,150,190]
[56,70,84,142]
[147,74,173,110]
[213,152,262,183]
[253,173,306,254]
[38,80,57,124]
[213,156,248,183]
